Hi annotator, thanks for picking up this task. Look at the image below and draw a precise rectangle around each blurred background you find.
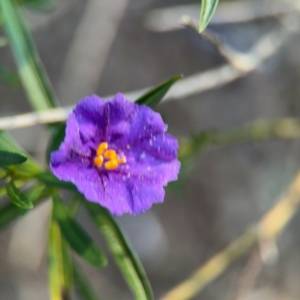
[2,0,300,299]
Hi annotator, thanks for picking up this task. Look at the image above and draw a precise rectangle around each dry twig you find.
[0,16,298,131]
[231,248,262,300]
[144,0,300,32]
[160,170,300,300]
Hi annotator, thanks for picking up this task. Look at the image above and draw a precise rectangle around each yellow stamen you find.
[103,149,117,159]
[94,155,103,167]
[94,142,127,170]
[105,159,119,170]
[96,142,108,156]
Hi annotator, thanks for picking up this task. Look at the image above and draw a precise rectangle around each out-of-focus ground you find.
[1,0,300,299]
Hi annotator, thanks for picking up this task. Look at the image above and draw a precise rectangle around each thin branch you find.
[0,107,71,130]
[181,16,261,72]
[160,170,300,300]
[209,118,300,144]
[231,248,262,300]
[232,238,278,300]
[145,13,298,99]
[181,16,249,72]
[178,117,300,160]
[0,15,298,131]
[144,0,300,32]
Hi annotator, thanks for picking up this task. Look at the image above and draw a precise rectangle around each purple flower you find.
[50,93,180,215]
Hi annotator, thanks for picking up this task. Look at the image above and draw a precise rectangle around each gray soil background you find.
[1,0,300,299]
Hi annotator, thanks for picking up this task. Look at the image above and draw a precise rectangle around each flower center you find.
[94,142,126,170]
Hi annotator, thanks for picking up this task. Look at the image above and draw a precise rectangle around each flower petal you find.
[103,94,167,150]
[73,95,107,144]
[55,113,91,158]
[118,158,180,187]
[99,173,165,215]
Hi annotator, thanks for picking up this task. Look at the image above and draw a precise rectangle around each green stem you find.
[73,266,101,300]
[179,118,300,159]
[0,0,59,111]
[48,218,72,300]
[86,202,153,300]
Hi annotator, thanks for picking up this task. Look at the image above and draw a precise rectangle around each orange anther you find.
[104,159,119,170]
[96,142,108,156]
[95,142,127,170]
[103,149,117,159]
[94,155,104,167]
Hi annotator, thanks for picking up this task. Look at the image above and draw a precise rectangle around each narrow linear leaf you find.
[199,0,219,32]
[85,202,153,300]
[6,181,33,209]
[36,172,77,191]
[67,196,81,218]
[52,193,107,267]
[0,180,23,199]
[48,195,76,300]
[0,184,48,229]
[74,266,100,300]
[0,0,59,111]
[0,150,27,167]
[48,219,72,300]
[135,75,182,108]
[61,239,74,292]
[0,131,41,174]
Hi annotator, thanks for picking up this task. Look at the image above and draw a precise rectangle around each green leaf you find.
[52,193,107,267]
[0,64,20,87]
[46,122,66,164]
[85,202,153,300]
[48,194,77,300]
[74,266,100,300]
[0,131,41,174]
[135,75,182,108]
[0,184,48,229]
[36,172,77,191]
[0,0,59,111]
[67,196,81,218]
[0,150,27,167]
[60,238,73,292]
[0,180,23,199]
[199,0,219,32]
[6,181,33,209]
[48,219,73,300]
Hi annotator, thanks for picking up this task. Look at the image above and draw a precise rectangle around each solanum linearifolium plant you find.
[0,1,190,298]
[0,0,217,298]
[0,89,181,299]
